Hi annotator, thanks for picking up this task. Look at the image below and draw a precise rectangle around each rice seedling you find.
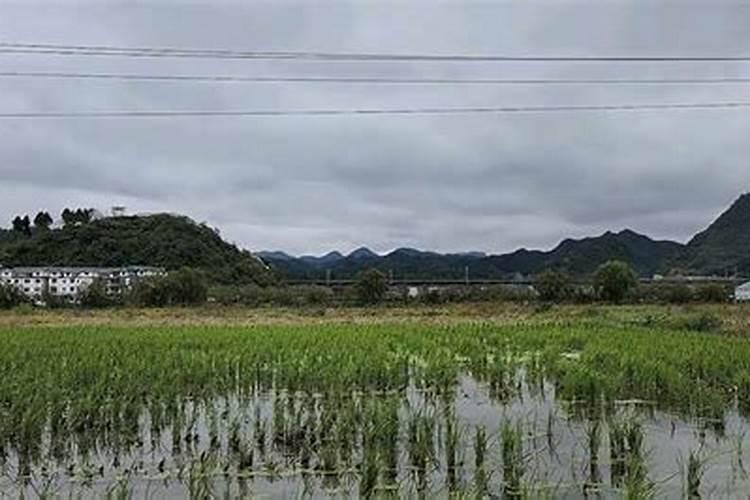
[0,315,748,496]
[686,449,704,499]
[500,420,525,500]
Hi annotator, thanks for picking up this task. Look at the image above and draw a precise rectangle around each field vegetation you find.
[1,303,750,497]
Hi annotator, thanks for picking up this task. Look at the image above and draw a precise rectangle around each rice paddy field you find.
[2,304,750,498]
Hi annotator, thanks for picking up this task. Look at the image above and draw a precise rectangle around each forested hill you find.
[261,229,684,281]
[672,193,750,276]
[0,214,273,285]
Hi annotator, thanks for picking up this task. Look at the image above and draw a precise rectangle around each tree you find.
[11,216,24,233]
[33,211,53,230]
[129,268,208,307]
[61,207,94,226]
[61,208,75,226]
[79,279,112,308]
[533,270,572,302]
[593,260,637,303]
[0,282,25,309]
[165,268,208,305]
[11,215,31,236]
[355,269,388,305]
[75,208,94,224]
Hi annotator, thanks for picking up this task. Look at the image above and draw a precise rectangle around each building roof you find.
[0,266,165,276]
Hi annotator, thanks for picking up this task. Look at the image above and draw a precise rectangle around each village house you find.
[0,266,165,303]
[735,282,750,302]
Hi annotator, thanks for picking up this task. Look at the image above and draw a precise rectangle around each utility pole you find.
[464,266,470,286]
[326,269,331,287]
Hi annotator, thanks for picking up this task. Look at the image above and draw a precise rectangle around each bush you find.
[593,261,638,304]
[663,284,693,304]
[694,283,731,303]
[130,268,208,307]
[79,279,114,308]
[533,270,572,302]
[211,285,334,307]
[679,313,723,333]
[0,283,26,309]
[355,269,388,305]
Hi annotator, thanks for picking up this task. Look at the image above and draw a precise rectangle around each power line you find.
[1,101,749,119]
[1,42,750,62]
[4,71,750,85]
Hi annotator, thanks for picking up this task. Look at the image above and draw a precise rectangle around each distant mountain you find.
[299,251,345,266]
[263,231,684,280]
[673,193,750,275]
[480,229,683,277]
[257,251,296,262]
[348,247,379,260]
[0,214,274,285]
[256,193,750,281]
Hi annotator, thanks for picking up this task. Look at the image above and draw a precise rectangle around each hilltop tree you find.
[11,215,31,236]
[355,269,388,305]
[593,260,637,303]
[61,208,95,226]
[33,211,53,230]
[61,208,75,226]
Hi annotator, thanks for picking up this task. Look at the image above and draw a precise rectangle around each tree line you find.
[10,208,96,235]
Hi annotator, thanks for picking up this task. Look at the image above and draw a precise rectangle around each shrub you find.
[593,261,638,304]
[663,284,693,304]
[355,269,388,305]
[679,313,723,333]
[130,268,208,307]
[0,282,26,309]
[694,283,731,303]
[79,279,113,308]
[533,270,572,302]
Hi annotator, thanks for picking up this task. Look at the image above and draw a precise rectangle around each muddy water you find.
[2,373,749,499]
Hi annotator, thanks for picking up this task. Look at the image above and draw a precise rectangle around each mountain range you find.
[260,193,750,281]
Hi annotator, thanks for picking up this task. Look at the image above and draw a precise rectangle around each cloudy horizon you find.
[1,1,749,256]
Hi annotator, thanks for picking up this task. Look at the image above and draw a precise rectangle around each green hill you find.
[674,193,750,275]
[0,214,273,285]
[263,230,683,280]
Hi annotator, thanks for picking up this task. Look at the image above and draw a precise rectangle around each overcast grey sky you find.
[1,1,749,256]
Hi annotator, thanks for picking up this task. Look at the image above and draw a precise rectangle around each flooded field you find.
[1,320,750,498]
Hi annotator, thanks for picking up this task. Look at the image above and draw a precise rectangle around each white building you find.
[736,282,750,302]
[0,266,165,304]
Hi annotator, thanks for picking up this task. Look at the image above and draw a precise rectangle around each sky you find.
[1,0,749,256]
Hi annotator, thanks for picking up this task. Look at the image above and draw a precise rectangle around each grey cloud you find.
[0,1,749,255]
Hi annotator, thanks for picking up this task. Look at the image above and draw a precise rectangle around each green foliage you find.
[658,283,693,304]
[534,269,572,302]
[679,312,723,333]
[675,193,750,276]
[0,282,26,309]
[130,268,208,307]
[11,215,31,236]
[79,279,114,308]
[61,208,94,226]
[355,269,388,305]
[593,261,638,303]
[33,211,53,230]
[0,213,273,285]
[694,283,731,303]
